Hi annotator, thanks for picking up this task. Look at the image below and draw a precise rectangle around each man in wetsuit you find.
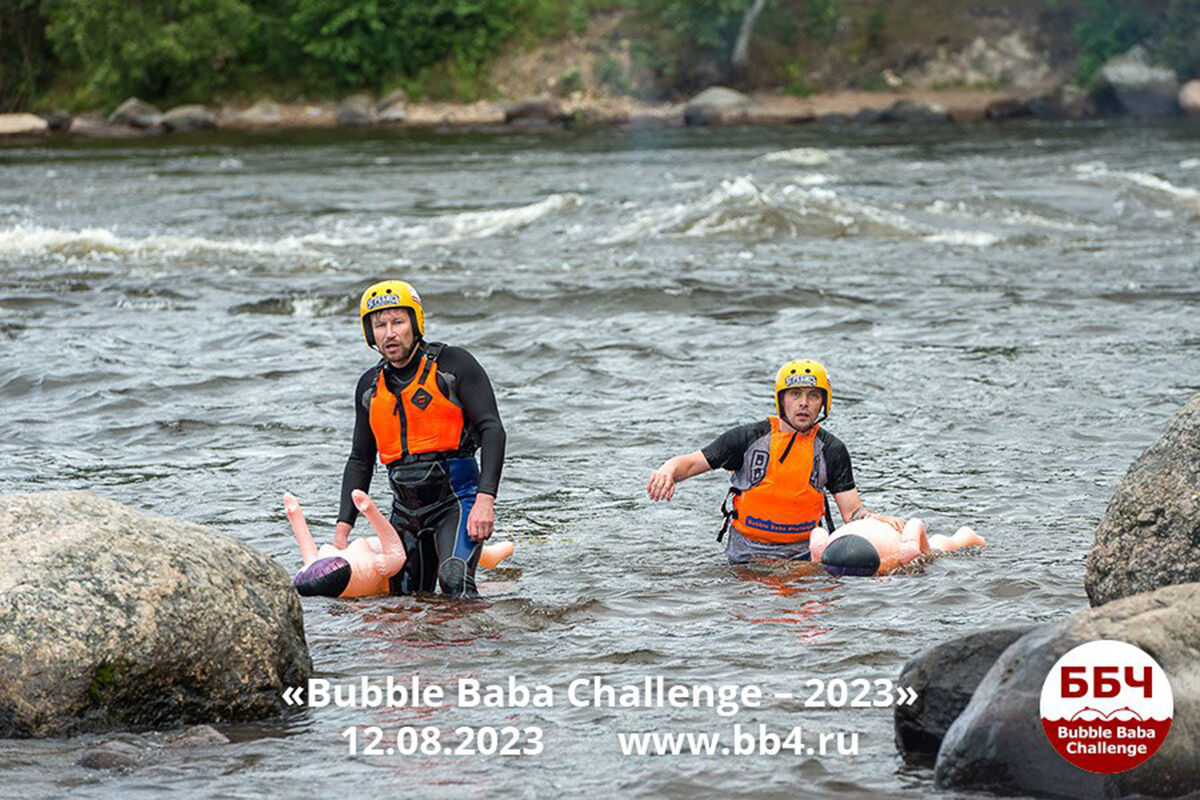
[335,280,505,597]
[646,359,904,564]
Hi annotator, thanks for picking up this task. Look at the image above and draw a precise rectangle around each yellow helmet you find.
[774,359,832,418]
[358,280,424,346]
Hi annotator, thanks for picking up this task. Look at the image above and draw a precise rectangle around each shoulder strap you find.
[717,487,741,542]
[418,341,445,384]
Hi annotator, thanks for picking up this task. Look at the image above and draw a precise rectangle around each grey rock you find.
[683,86,750,126]
[1027,84,1095,119]
[985,98,1032,120]
[0,490,311,738]
[1180,80,1200,116]
[377,89,408,124]
[0,113,49,137]
[237,99,283,126]
[1085,393,1200,607]
[851,108,884,124]
[1100,45,1180,117]
[162,105,216,133]
[77,739,144,770]
[935,582,1200,798]
[337,93,376,127]
[67,118,158,139]
[38,110,72,131]
[164,724,229,747]
[504,96,564,125]
[880,99,950,123]
[895,625,1037,765]
[108,97,163,128]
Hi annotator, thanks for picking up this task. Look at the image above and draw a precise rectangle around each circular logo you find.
[1040,639,1173,773]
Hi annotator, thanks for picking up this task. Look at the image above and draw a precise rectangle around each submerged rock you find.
[934,582,1200,798]
[1085,392,1200,607]
[0,490,310,738]
[895,625,1036,765]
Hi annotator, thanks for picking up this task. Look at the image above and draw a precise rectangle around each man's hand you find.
[647,467,677,501]
[873,514,906,533]
[334,521,352,549]
[467,493,495,542]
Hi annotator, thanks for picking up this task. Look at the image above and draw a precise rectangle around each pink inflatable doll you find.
[808,517,984,577]
[286,490,514,598]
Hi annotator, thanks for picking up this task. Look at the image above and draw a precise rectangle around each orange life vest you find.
[730,417,826,544]
[368,346,466,464]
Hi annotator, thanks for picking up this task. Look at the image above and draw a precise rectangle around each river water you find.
[1,120,1198,799]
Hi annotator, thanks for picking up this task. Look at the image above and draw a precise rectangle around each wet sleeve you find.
[337,370,378,526]
[443,347,506,497]
[701,421,769,472]
[824,434,856,494]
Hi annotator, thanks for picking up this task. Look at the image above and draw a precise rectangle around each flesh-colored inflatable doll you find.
[808,517,984,577]
[285,490,514,597]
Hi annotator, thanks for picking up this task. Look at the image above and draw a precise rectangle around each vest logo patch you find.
[750,450,769,484]
[410,388,433,410]
[783,374,818,387]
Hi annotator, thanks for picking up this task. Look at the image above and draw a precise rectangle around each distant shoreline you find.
[1,85,1116,142]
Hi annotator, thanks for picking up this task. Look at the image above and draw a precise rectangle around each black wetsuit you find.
[338,340,505,597]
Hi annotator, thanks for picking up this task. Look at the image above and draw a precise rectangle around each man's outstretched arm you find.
[647,451,712,501]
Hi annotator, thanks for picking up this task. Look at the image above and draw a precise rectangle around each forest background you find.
[2,0,1199,113]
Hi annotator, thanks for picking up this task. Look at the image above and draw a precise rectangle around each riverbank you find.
[0,83,1132,142]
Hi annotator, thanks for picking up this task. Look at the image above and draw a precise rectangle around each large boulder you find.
[934,582,1200,798]
[1100,45,1180,116]
[895,625,1036,765]
[1180,80,1200,116]
[162,105,216,133]
[234,99,283,127]
[377,89,408,124]
[0,113,49,137]
[1085,393,1200,607]
[683,86,750,126]
[0,490,310,738]
[108,97,163,128]
[336,93,376,127]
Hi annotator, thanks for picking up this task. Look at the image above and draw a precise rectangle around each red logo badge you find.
[1040,639,1173,773]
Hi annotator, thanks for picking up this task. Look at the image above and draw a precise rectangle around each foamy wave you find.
[1180,158,1200,169]
[760,147,834,166]
[0,224,323,259]
[599,175,919,244]
[922,230,1000,246]
[1072,162,1200,209]
[394,193,582,246]
[923,199,1106,233]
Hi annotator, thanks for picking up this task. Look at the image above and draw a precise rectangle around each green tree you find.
[44,0,255,106]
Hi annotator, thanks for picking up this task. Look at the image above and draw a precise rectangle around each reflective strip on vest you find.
[369,356,466,464]
[731,417,826,544]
